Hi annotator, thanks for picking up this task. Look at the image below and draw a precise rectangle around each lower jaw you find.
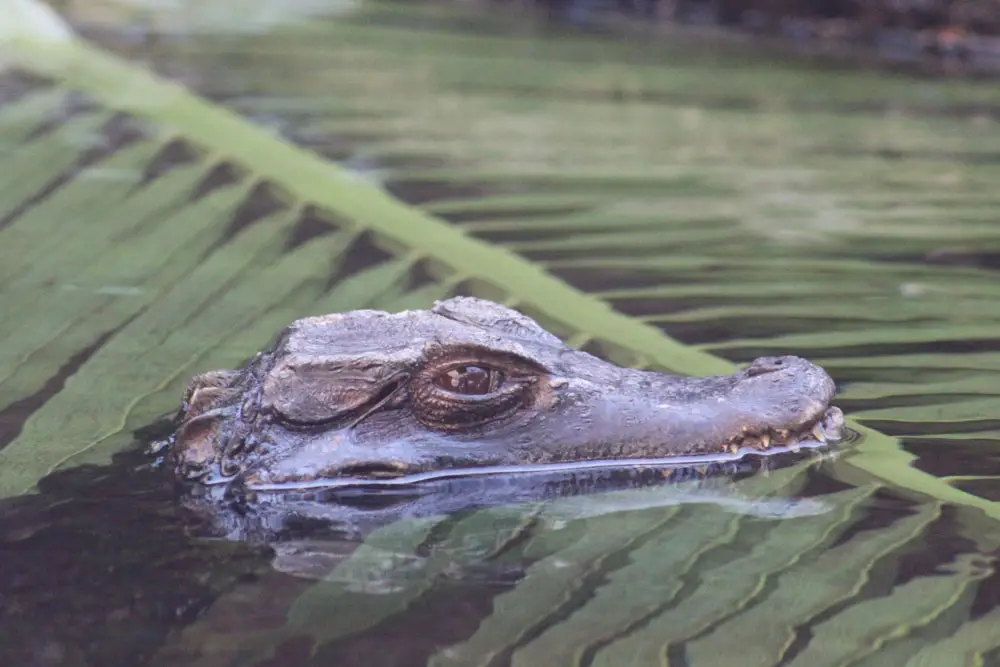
[244,446,845,492]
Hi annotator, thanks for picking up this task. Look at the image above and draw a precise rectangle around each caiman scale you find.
[160,297,844,500]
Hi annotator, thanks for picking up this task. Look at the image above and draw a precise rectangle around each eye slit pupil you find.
[435,365,500,395]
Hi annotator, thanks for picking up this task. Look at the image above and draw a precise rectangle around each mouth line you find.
[724,406,845,455]
[333,461,413,480]
[240,442,839,492]
[241,427,848,494]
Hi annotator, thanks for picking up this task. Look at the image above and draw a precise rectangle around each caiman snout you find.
[729,355,843,452]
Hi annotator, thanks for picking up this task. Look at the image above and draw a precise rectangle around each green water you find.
[3,1,1000,665]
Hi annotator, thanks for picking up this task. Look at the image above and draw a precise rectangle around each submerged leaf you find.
[7,2,1000,664]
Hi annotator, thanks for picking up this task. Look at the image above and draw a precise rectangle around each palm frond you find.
[8,1,1000,664]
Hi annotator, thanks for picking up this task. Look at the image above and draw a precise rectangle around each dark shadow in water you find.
[0,429,276,667]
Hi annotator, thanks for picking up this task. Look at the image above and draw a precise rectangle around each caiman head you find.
[163,297,844,492]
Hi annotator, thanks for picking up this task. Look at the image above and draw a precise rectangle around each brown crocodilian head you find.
[164,297,844,492]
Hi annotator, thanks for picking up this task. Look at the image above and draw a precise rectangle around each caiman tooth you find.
[759,433,771,449]
[812,423,827,443]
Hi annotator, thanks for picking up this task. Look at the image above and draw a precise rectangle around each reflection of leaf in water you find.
[680,501,943,667]
[900,605,1000,667]
[159,508,539,667]
[592,487,879,667]
[779,552,989,667]
[435,506,687,667]
[430,460,838,666]
[272,460,815,667]
[429,486,974,667]
[152,459,833,666]
[146,516,442,667]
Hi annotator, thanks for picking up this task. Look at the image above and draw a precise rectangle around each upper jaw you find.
[527,353,844,461]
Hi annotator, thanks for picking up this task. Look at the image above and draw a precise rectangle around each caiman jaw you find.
[722,406,845,455]
[164,298,848,495]
[252,406,847,486]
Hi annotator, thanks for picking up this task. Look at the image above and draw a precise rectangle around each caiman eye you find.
[433,365,504,395]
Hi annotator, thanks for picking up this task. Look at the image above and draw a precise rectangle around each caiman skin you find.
[161,297,844,496]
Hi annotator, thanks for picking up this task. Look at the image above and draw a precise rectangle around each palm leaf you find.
[5,0,1000,518]
[8,2,1000,664]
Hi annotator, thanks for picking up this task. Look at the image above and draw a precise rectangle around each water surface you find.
[3,1,1000,665]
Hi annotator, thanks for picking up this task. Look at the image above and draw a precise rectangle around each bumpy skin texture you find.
[164,297,844,491]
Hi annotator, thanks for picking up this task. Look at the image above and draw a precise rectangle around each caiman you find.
[157,296,844,523]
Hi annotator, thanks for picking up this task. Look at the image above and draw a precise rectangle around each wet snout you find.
[723,354,842,448]
[736,355,837,422]
[538,354,843,462]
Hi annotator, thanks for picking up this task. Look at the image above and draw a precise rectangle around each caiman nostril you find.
[746,356,791,377]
